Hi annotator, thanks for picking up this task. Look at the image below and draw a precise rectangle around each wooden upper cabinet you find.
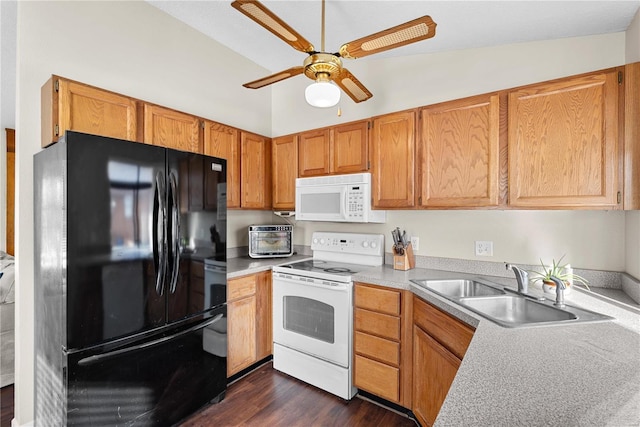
[41,76,137,147]
[508,70,621,208]
[331,120,369,174]
[298,121,369,178]
[419,94,501,208]
[272,134,298,211]
[241,132,272,209]
[624,62,640,210]
[143,104,202,153]
[299,129,331,177]
[204,121,241,208]
[371,111,416,208]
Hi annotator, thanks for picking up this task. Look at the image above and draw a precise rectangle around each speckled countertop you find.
[353,266,640,427]
[226,257,640,426]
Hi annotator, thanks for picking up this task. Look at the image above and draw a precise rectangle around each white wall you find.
[0,0,17,251]
[15,1,271,424]
[625,7,640,281]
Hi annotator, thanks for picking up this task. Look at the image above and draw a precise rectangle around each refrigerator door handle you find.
[153,171,168,296]
[77,313,224,367]
[168,171,181,294]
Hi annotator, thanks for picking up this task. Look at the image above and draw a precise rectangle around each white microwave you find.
[295,173,386,223]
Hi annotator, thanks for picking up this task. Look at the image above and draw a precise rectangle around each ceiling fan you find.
[231,0,437,107]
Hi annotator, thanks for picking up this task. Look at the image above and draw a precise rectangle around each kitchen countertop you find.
[227,254,310,279]
[353,266,640,427]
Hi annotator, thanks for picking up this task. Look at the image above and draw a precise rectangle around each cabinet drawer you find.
[354,354,400,403]
[413,296,474,360]
[355,308,401,341]
[354,331,400,366]
[355,284,401,316]
[228,275,257,301]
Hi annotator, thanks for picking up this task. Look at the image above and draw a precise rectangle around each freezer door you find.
[65,132,169,350]
[166,150,227,323]
[65,307,227,426]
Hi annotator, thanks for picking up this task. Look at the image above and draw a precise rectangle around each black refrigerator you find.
[34,131,228,426]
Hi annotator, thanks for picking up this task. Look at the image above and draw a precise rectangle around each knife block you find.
[393,243,415,271]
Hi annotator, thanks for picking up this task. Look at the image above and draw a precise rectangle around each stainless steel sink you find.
[457,295,575,327]
[410,279,505,299]
[410,278,614,328]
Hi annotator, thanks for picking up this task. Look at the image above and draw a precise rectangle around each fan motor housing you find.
[303,53,342,81]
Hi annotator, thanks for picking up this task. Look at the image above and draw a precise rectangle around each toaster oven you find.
[248,225,293,258]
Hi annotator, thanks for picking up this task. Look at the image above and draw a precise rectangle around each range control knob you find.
[370,241,378,249]
[362,241,369,248]
[313,238,319,245]
[320,238,326,245]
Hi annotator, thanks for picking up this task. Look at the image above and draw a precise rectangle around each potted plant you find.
[529,255,590,295]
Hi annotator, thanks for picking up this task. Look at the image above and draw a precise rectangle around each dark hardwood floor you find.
[0,364,416,427]
[181,363,416,427]
[1,384,14,427]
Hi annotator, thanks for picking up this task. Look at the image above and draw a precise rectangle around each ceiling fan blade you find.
[339,16,437,60]
[243,66,305,89]
[333,68,373,103]
[231,0,315,54]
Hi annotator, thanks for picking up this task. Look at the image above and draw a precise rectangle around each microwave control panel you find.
[346,185,365,220]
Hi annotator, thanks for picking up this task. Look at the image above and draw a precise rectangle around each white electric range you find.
[271,231,384,400]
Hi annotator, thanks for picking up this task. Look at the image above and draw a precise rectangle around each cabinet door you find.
[331,121,369,174]
[508,71,620,208]
[204,121,241,209]
[143,104,202,153]
[255,271,272,360]
[371,111,416,208]
[272,135,298,211]
[413,325,461,427]
[43,77,138,147]
[299,129,331,177]
[227,295,257,376]
[241,132,272,209]
[419,94,500,207]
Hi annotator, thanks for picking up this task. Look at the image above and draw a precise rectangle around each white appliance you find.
[272,231,384,400]
[295,173,386,223]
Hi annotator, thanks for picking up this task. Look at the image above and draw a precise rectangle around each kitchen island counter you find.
[353,266,640,426]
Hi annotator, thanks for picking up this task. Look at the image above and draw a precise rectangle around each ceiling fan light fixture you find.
[305,73,340,108]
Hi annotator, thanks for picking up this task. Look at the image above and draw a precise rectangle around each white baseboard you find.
[12,418,33,427]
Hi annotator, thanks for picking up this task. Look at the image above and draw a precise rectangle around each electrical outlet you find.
[411,236,420,251]
[475,241,493,256]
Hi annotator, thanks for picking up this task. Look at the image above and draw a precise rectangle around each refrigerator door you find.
[66,305,227,426]
[166,150,227,323]
[65,132,167,350]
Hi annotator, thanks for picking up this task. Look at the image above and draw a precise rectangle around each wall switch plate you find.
[475,241,493,256]
[411,236,419,251]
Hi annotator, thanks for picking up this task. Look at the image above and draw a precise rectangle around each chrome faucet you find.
[549,276,566,307]
[505,263,529,294]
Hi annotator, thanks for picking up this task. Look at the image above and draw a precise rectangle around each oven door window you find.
[283,296,334,344]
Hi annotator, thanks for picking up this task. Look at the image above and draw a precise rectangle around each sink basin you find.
[457,295,577,327]
[411,279,505,299]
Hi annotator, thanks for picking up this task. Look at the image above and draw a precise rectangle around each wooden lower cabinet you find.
[353,283,412,408]
[227,271,272,377]
[412,295,475,426]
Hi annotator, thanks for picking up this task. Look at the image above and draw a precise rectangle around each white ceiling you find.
[149,0,640,75]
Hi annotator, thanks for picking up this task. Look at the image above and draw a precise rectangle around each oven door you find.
[272,272,351,368]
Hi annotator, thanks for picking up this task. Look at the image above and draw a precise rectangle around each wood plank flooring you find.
[181,363,417,427]
[1,385,14,427]
[0,364,416,427]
